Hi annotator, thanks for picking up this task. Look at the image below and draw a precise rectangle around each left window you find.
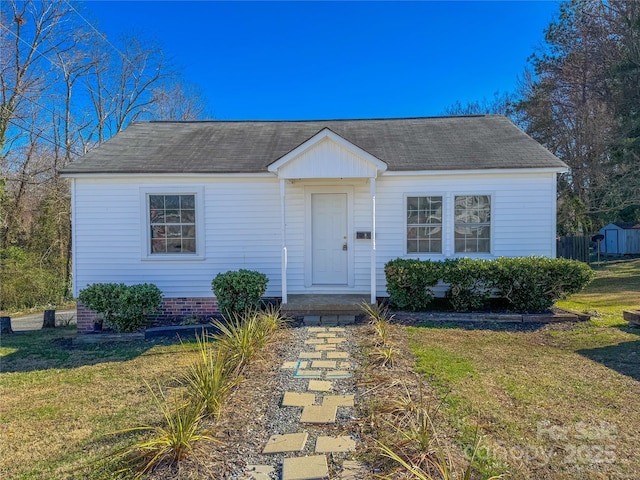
[149,194,196,254]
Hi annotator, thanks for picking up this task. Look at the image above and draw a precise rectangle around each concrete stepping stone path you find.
[242,321,364,479]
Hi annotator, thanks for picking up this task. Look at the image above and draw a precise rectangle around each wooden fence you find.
[557,236,592,264]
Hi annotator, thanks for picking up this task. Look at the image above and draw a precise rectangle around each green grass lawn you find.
[0,328,197,479]
[409,259,640,479]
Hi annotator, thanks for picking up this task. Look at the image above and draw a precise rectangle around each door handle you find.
[343,242,348,251]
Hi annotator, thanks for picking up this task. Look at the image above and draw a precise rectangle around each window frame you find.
[140,186,205,261]
[452,193,493,255]
[404,193,445,256]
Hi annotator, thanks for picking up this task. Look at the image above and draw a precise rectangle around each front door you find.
[311,193,348,284]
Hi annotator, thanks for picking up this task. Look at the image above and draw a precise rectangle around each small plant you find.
[210,312,265,373]
[371,345,396,367]
[182,334,241,418]
[361,301,394,345]
[256,304,290,339]
[211,269,268,315]
[110,384,212,478]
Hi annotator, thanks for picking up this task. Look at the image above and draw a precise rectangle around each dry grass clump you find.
[108,307,289,477]
[356,303,496,480]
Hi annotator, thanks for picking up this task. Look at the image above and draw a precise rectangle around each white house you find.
[60,116,568,332]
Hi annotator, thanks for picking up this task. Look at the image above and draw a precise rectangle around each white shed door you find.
[605,229,618,253]
[311,193,348,285]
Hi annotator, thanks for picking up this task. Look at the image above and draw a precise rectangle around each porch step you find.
[302,315,356,327]
[281,294,371,318]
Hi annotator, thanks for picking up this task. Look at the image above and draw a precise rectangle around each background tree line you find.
[445,0,640,235]
[1,0,209,310]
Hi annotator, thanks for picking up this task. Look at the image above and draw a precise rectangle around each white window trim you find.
[140,186,205,261]
[451,192,495,257]
[404,192,446,257]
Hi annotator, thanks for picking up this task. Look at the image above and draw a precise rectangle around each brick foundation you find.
[76,297,219,333]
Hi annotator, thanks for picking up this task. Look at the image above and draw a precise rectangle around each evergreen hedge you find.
[384,256,594,313]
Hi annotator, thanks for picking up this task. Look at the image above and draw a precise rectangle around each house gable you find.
[268,128,387,179]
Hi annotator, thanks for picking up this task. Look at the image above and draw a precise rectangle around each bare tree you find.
[0,0,212,309]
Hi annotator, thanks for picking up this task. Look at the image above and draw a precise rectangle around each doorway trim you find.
[304,185,355,289]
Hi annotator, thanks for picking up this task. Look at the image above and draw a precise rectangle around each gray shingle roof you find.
[60,115,567,174]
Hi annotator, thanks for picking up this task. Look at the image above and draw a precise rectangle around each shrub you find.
[384,259,442,311]
[116,283,164,332]
[211,269,268,315]
[78,283,127,326]
[78,283,163,332]
[489,257,594,312]
[442,258,493,312]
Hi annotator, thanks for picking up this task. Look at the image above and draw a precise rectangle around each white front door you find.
[311,193,348,285]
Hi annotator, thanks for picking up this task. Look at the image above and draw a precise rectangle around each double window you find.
[406,194,491,254]
[149,194,197,254]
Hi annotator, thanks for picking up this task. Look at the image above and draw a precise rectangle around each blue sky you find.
[83,1,561,120]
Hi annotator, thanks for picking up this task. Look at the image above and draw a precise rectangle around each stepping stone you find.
[308,380,333,392]
[315,345,336,351]
[282,455,328,480]
[307,326,325,332]
[338,362,351,369]
[311,360,337,369]
[316,333,336,338]
[243,464,276,480]
[325,370,351,379]
[305,338,325,345]
[339,460,368,479]
[315,435,357,453]
[300,404,337,423]
[282,391,316,407]
[282,361,308,369]
[322,394,354,407]
[327,337,346,344]
[327,327,346,332]
[295,369,323,378]
[262,432,308,453]
[326,351,348,359]
[299,351,323,359]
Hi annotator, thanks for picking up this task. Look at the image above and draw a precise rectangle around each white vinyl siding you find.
[375,172,558,296]
[70,170,559,300]
[72,177,281,298]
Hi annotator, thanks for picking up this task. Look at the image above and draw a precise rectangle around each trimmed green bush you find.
[78,283,163,332]
[384,259,443,311]
[78,283,127,326]
[442,258,493,312]
[384,256,594,313]
[489,256,594,312]
[211,269,268,315]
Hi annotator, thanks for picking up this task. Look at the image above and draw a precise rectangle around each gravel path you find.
[227,323,365,479]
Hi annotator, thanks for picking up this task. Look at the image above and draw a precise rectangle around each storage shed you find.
[599,222,640,255]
